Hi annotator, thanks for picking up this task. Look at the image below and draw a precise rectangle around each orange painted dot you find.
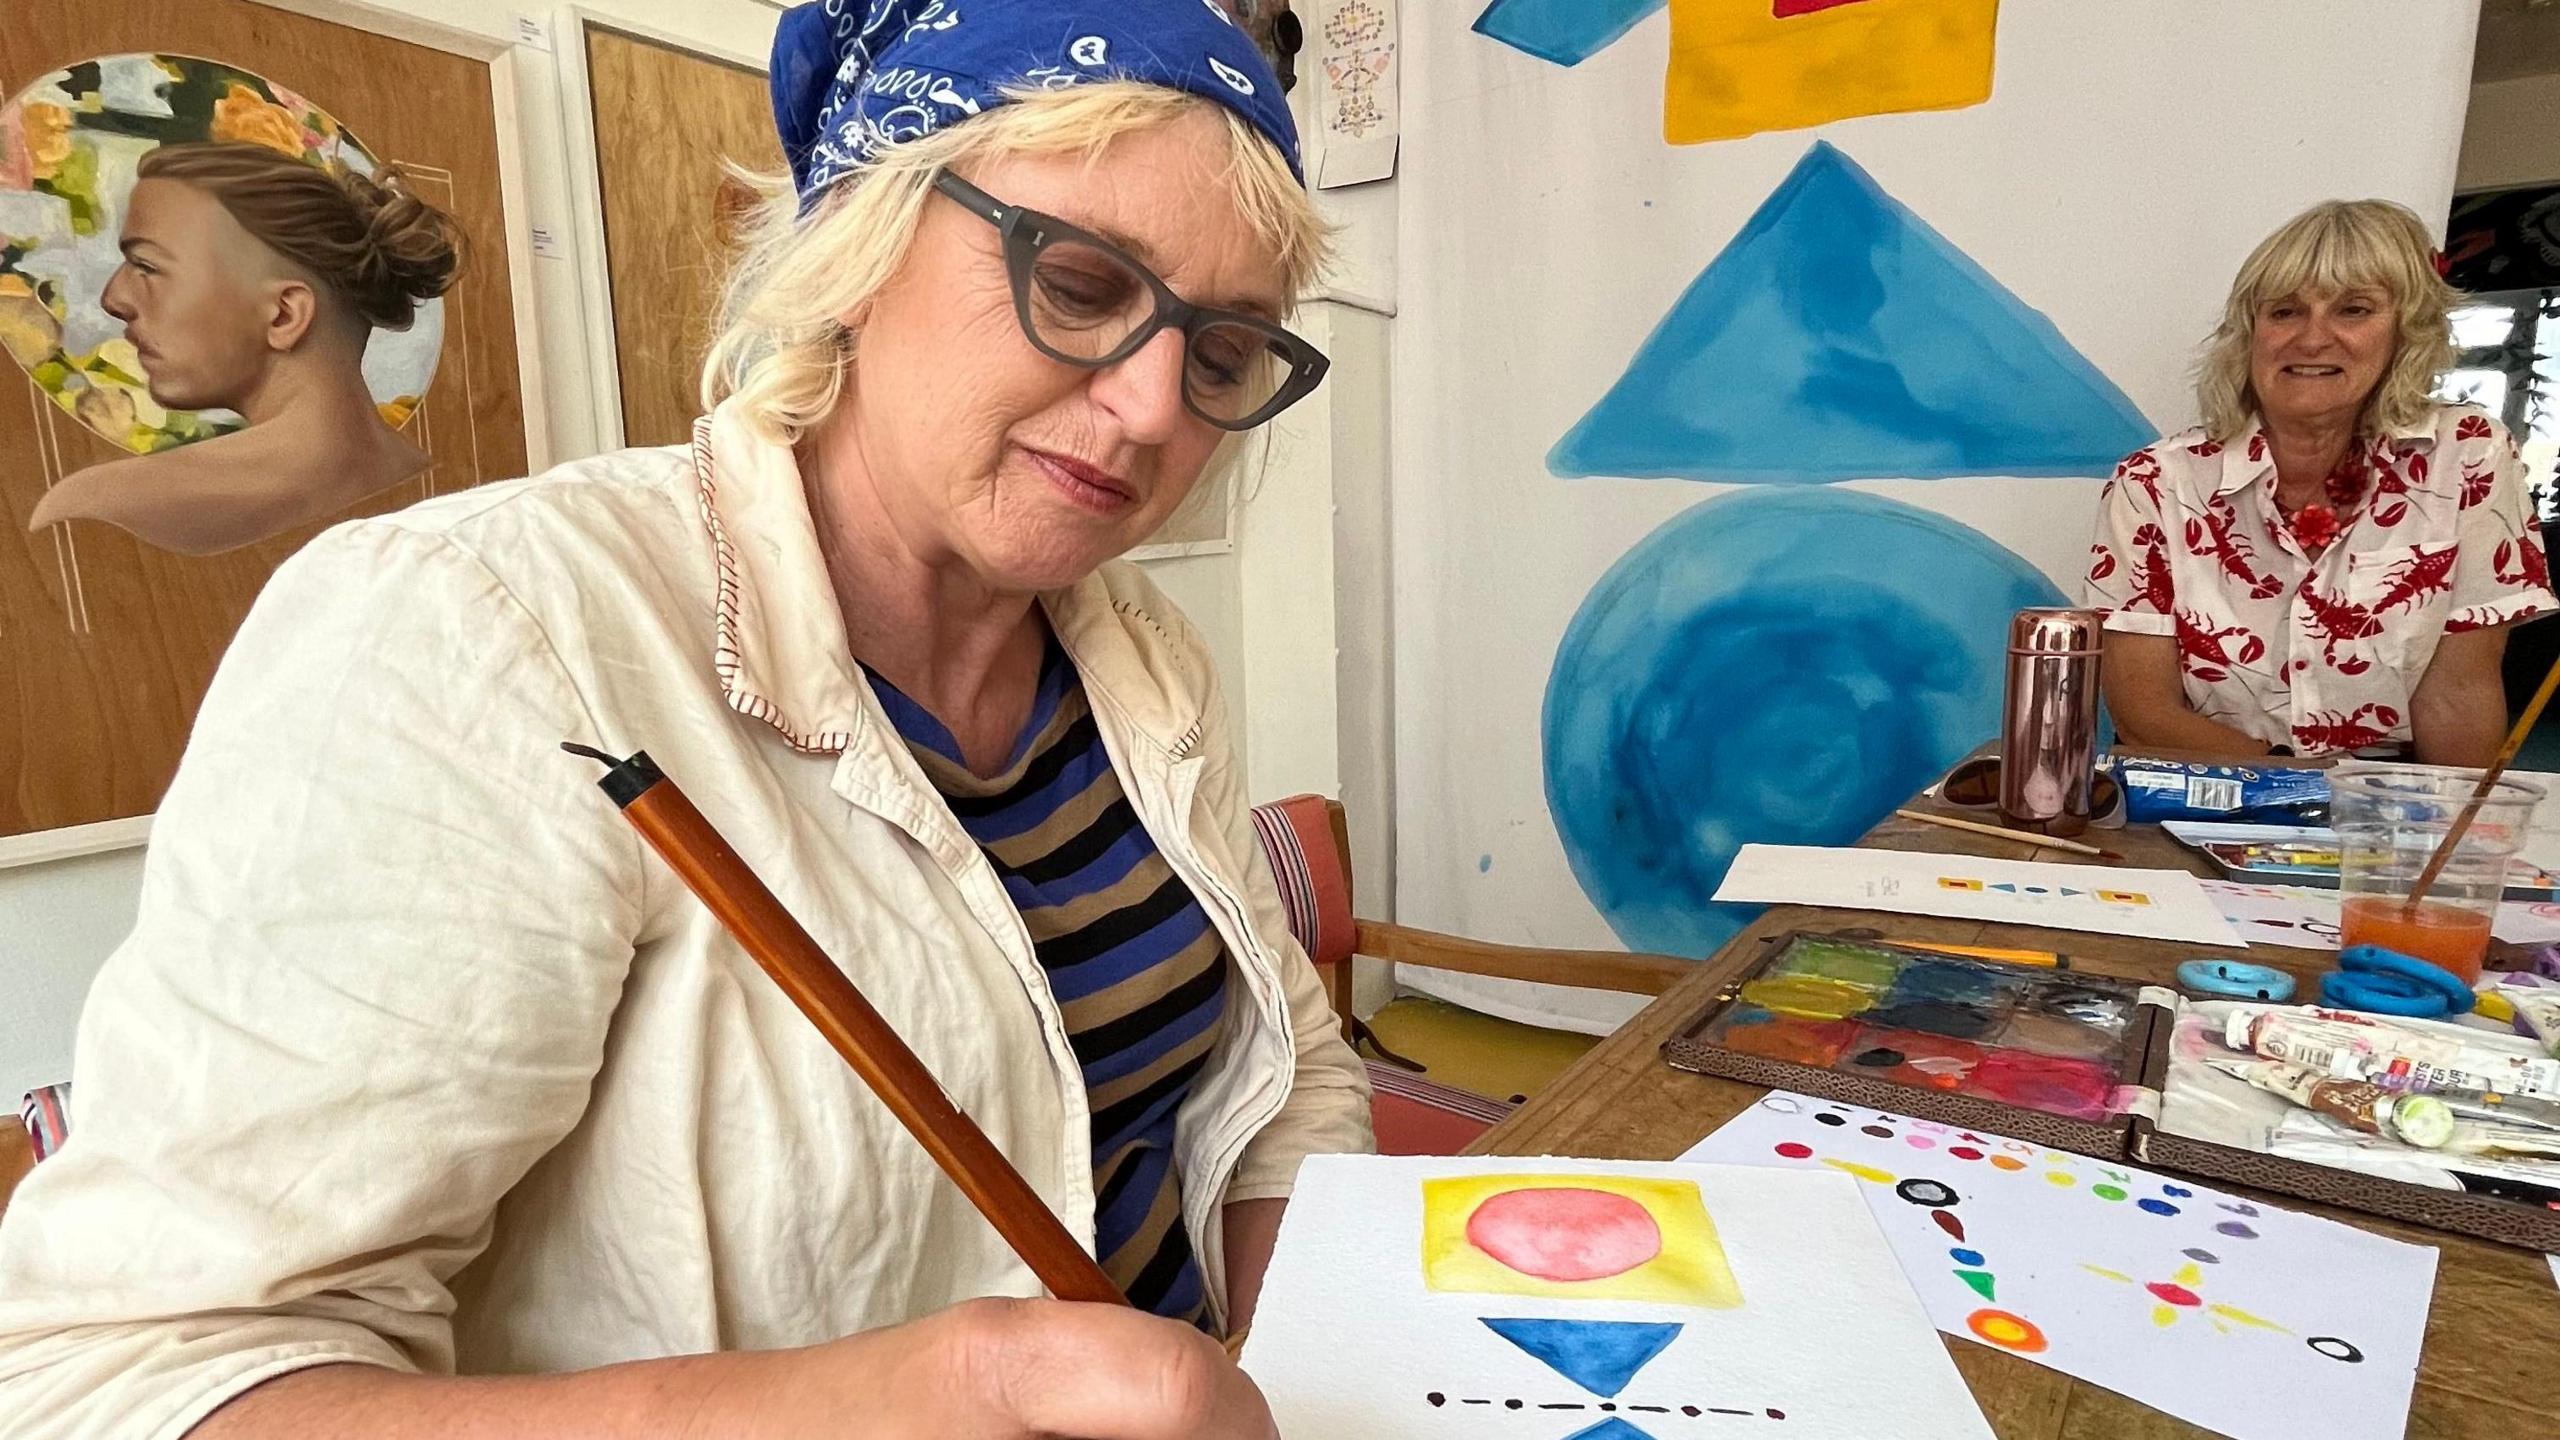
[1987,1155,2026,1172]
[1966,1308,2050,1354]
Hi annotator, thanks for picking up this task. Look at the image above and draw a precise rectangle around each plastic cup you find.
[2329,763,2545,985]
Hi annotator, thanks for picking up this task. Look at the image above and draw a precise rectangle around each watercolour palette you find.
[1668,933,2172,1154]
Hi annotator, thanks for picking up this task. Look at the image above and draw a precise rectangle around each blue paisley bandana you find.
[769,0,1302,204]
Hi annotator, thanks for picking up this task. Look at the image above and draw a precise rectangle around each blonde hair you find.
[139,142,460,331]
[701,81,1329,445]
[2196,199,2455,441]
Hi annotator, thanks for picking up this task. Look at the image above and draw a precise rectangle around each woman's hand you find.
[2100,631,2274,757]
[196,1299,1278,1440]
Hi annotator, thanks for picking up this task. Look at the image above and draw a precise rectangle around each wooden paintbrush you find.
[566,743,1125,1307]
[2402,652,2560,913]
[1894,808,2126,863]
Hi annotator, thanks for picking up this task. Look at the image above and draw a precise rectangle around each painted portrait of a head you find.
[2,55,460,555]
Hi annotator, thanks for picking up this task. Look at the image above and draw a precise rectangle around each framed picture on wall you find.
[0,0,540,866]
[549,4,1238,557]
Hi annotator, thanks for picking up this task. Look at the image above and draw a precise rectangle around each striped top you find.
[868,642,1228,1326]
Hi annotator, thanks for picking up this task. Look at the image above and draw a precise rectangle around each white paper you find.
[2199,878,2560,948]
[1312,0,1398,188]
[1242,1154,1994,1440]
[2549,1253,2560,1292]
[1684,1094,2436,1440]
[1713,845,2244,946]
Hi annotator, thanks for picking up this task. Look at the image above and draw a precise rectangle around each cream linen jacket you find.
[0,403,1372,1439]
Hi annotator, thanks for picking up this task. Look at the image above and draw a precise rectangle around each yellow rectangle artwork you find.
[1419,1173,1743,1308]
[1664,0,1999,145]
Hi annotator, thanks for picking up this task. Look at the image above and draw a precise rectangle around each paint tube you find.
[2222,1005,2560,1100]
[2427,1087,2560,1134]
[2111,758,2330,824]
[2206,1057,2456,1148]
[2513,991,2560,1059]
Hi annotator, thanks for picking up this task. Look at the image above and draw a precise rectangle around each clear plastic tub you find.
[2330,763,2545,984]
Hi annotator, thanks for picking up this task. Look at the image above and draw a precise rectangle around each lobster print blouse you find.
[2082,404,2555,755]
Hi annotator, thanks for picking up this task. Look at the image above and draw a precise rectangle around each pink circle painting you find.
[1465,1187,1663,1282]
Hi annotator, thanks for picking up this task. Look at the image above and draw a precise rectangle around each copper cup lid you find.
[2008,606,2104,654]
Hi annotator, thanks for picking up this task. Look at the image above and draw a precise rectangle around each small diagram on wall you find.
[0,0,529,850]
[1472,0,1999,145]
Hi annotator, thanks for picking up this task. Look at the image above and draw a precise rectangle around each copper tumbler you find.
[1998,608,2104,836]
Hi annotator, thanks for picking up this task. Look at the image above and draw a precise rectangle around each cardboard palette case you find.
[1661,929,2560,1252]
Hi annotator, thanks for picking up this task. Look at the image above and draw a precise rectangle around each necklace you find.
[2284,450,2367,555]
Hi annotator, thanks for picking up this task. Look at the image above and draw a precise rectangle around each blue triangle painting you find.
[1548,141,2152,483]
[1482,1318,1684,1398]
[1566,1421,1662,1440]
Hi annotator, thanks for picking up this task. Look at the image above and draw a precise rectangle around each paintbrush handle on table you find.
[565,743,1126,1308]
[1893,809,2124,862]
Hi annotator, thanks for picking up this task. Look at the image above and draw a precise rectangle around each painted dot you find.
[1761,1096,1804,1115]
[1907,1135,1937,1150]
[1428,1393,1447,1407]
[1816,1112,1849,1127]
[1506,1398,1524,1410]
[1988,1155,2026,1172]
[2045,1172,2075,1186]
[1861,1124,1894,1138]
[1600,1403,1617,1412]
[2217,1221,2259,1239]
[2137,1198,2181,1217]
[2308,1336,2366,1364]
[2182,1248,2219,1264]
[1895,1177,1960,1208]
[2091,1184,2127,1201]
[1775,1142,1815,1160]
[2162,1184,2193,1197]
[1767,1409,1787,1421]
[1949,1247,1985,1266]
[1822,1159,1898,1185]
[1965,1308,2050,1354]
[2145,1282,2201,1307]
[1948,1146,1983,1161]
[1932,1211,1967,1242]
[1465,1188,1663,1281]
[1477,854,1492,873]
[1682,1406,1703,1418]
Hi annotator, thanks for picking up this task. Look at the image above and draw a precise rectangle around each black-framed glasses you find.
[932,169,1329,431]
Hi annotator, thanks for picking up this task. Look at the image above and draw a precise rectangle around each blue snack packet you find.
[2110,757,2331,824]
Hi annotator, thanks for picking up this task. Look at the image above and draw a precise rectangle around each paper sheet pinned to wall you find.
[1684,1093,2436,1440]
[1314,0,1398,187]
[1241,1154,1994,1439]
[1713,845,2243,946]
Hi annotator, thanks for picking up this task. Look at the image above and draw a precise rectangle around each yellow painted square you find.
[1420,1173,1743,1308]
[1939,877,1986,891]
[1665,0,1999,145]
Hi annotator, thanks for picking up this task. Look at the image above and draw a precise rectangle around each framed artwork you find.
[0,0,535,862]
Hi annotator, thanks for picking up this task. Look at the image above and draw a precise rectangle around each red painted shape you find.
[1467,1188,1664,1281]
[1774,0,1872,15]
[2145,1282,2202,1307]
[1948,1146,1984,1161]
[1931,1210,1966,1242]
[1775,1142,1815,1159]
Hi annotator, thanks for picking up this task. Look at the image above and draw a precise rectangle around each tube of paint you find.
[2222,1006,2560,1100]
[2206,1058,2456,1148]
[2427,1086,2560,1134]
[2513,991,2560,1059]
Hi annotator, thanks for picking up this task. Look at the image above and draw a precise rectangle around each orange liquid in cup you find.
[2337,894,2494,984]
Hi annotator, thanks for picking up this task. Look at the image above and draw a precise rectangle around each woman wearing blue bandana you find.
[0,3,1369,1437]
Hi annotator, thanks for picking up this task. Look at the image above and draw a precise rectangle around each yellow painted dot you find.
[2046,1172,2075,1186]
[1822,1158,1898,1185]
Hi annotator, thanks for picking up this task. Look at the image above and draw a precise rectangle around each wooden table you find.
[1470,792,2560,1438]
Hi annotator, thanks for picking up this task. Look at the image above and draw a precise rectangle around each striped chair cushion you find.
[21,1083,69,1162]
[1247,794,1355,968]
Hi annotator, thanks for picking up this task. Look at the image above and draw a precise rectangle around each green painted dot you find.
[2092,1184,2127,1201]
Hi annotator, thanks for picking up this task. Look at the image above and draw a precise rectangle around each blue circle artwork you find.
[1543,488,2066,955]
[2137,1198,2180,1217]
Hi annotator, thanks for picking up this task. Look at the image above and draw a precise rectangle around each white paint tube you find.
[2513,991,2560,1060]
[2223,1005,2560,1101]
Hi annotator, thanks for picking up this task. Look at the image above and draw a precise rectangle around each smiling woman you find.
[2081,199,2559,764]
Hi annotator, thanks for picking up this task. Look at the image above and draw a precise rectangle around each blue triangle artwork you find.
[1482,1318,1684,1398]
[1548,141,2152,483]
[1544,488,2066,958]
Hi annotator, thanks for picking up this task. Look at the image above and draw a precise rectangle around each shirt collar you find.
[2214,409,2441,499]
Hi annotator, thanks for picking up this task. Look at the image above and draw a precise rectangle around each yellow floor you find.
[1362,995,1600,1105]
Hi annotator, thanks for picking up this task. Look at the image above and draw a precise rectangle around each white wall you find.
[2457,71,2560,191]
[0,0,1367,1099]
